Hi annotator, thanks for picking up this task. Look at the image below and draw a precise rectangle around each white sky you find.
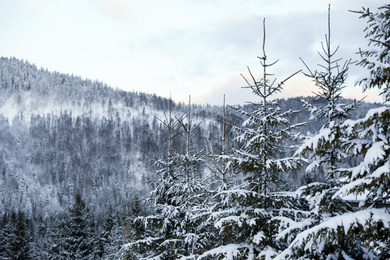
[0,0,387,105]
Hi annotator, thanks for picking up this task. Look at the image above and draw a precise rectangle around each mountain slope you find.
[0,57,230,222]
[0,56,381,221]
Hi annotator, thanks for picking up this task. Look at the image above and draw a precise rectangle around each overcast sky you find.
[0,0,387,105]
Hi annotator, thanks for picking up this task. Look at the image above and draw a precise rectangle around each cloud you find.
[197,75,257,105]
[3,0,387,106]
[102,1,137,21]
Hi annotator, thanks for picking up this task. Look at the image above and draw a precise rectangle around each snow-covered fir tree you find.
[48,191,98,260]
[275,7,358,259]
[332,3,390,258]
[295,5,359,182]
[190,19,304,259]
[355,4,390,102]
[121,96,206,259]
[290,3,354,231]
[98,207,123,260]
[205,95,235,190]
[276,4,390,259]
[0,210,32,260]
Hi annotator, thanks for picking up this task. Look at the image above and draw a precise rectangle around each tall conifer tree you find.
[292,5,357,221]
[276,5,390,259]
[194,19,304,259]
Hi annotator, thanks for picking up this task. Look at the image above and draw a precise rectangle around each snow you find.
[275,208,390,259]
[215,215,243,229]
[364,141,386,165]
[294,125,332,157]
[370,160,390,179]
[336,161,390,200]
[257,246,277,260]
[275,218,314,242]
[342,106,388,130]
[197,244,253,260]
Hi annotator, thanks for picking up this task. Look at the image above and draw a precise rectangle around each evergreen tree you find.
[276,4,390,259]
[354,4,390,102]
[49,191,97,260]
[333,4,390,258]
[14,211,32,260]
[194,19,303,259]
[99,208,123,260]
[0,212,18,259]
[0,211,32,260]
[295,5,359,182]
[206,95,236,190]
[122,96,206,259]
[289,5,355,230]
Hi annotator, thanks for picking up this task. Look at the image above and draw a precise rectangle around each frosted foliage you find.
[197,244,253,260]
[276,209,390,259]
[335,107,390,208]
[356,4,390,102]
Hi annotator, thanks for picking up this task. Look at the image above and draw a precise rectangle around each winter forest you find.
[1,3,390,260]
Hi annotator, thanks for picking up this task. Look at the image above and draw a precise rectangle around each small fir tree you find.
[291,6,356,228]
[295,5,360,182]
[122,96,206,259]
[100,208,123,260]
[0,211,32,260]
[49,191,97,260]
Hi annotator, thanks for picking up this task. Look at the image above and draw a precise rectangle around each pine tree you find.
[289,6,355,229]
[173,96,205,207]
[230,19,302,199]
[354,4,390,102]
[100,208,122,260]
[0,212,18,259]
[206,95,236,190]
[184,95,238,258]
[14,211,32,260]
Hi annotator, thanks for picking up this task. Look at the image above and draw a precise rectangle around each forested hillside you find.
[0,56,378,219]
[0,56,238,258]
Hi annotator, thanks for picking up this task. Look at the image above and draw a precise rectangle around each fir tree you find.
[354,4,390,102]
[14,211,32,260]
[49,191,97,260]
[276,4,390,259]
[100,207,122,260]
[0,211,32,260]
[276,6,355,259]
[333,4,390,257]
[295,5,359,182]
[122,96,206,259]
[206,95,236,190]
[195,18,304,259]
[230,19,302,199]
[290,6,355,229]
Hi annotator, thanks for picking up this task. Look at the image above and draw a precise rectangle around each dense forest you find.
[1,3,390,260]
